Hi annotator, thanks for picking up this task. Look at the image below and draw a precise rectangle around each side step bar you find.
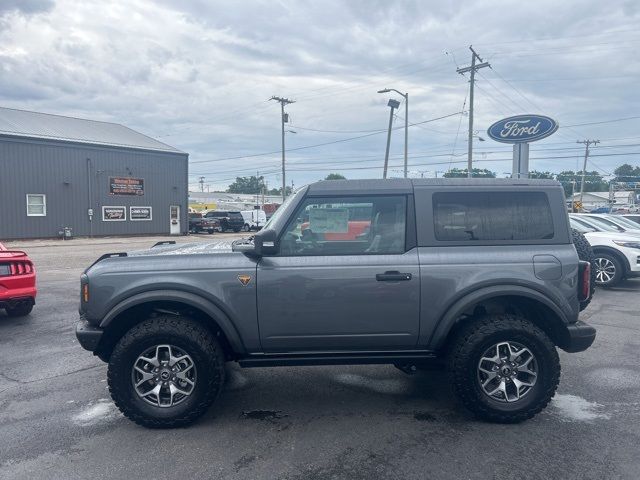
[238,351,437,368]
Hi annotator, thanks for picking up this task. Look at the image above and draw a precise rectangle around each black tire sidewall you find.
[6,303,33,317]
[108,318,224,426]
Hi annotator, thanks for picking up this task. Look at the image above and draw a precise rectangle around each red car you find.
[0,242,36,317]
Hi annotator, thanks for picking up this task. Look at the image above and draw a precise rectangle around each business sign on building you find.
[102,206,126,221]
[109,177,144,196]
[130,206,152,221]
[487,114,558,144]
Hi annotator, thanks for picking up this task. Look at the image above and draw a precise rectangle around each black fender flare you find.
[99,289,246,355]
[428,285,570,350]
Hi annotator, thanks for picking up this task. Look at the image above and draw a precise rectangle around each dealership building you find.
[0,107,188,240]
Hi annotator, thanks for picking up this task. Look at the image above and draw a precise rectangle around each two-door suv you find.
[76,179,595,427]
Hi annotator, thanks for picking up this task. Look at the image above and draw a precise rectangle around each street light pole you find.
[378,88,408,178]
[382,98,400,179]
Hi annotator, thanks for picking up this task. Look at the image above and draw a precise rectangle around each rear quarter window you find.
[433,191,554,242]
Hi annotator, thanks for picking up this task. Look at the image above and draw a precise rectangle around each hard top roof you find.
[307,178,561,195]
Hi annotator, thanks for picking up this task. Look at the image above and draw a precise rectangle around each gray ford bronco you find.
[76,178,595,427]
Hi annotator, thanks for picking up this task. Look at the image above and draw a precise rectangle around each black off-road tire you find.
[5,303,34,317]
[571,228,596,310]
[447,314,560,423]
[107,315,225,428]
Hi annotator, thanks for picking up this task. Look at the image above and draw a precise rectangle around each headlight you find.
[613,240,640,249]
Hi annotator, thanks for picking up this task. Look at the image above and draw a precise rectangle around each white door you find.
[170,205,180,235]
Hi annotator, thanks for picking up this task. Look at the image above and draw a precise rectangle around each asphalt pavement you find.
[1,235,639,480]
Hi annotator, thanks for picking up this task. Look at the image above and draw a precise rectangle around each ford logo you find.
[487,114,558,143]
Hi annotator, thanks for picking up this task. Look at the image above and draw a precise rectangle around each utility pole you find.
[270,96,295,202]
[199,176,205,192]
[577,139,600,205]
[383,98,401,179]
[457,46,490,178]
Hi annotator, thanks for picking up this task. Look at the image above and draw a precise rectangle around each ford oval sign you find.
[487,114,558,143]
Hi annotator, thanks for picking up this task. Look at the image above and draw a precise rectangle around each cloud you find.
[0,0,639,189]
[0,0,54,15]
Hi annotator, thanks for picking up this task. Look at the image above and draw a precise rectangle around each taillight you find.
[4,261,33,276]
[578,261,591,301]
[81,274,89,302]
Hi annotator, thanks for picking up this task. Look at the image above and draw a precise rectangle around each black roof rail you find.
[86,252,127,270]
[152,241,176,247]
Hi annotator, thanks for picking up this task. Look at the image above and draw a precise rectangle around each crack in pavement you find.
[0,364,103,395]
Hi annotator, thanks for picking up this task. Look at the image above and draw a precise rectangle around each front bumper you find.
[76,318,104,352]
[560,320,596,353]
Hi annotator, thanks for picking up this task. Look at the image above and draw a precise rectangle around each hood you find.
[128,241,234,257]
[583,231,640,241]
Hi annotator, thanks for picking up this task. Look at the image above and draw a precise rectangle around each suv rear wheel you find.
[593,252,623,287]
[107,315,225,428]
[448,313,560,423]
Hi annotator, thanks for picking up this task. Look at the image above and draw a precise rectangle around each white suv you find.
[570,217,640,287]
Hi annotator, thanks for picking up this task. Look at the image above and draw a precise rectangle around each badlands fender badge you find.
[237,274,252,286]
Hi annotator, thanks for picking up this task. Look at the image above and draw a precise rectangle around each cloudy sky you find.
[1,0,639,191]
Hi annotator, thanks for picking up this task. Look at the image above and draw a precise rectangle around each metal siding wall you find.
[0,137,188,240]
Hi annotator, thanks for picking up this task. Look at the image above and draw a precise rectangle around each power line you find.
[189,112,463,165]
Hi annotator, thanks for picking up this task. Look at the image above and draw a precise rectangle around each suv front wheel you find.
[448,313,560,423]
[107,315,225,428]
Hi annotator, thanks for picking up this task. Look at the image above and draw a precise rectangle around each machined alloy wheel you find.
[132,344,196,408]
[242,224,250,232]
[594,257,616,285]
[477,341,537,403]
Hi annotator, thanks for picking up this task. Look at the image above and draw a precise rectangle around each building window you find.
[26,194,46,217]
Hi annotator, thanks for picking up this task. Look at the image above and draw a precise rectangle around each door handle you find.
[376,271,412,282]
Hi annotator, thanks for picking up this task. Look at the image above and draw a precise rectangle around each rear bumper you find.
[0,296,35,310]
[560,321,596,353]
[76,318,104,352]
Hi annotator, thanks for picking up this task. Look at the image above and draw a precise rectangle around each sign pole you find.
[512,143,529,178]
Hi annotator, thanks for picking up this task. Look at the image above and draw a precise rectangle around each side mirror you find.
[254,229,278,255]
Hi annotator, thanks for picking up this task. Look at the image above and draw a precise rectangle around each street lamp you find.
[378,88,408,178]
[380,98,400,179]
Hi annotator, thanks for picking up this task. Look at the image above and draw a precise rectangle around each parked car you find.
[240,209,267,232]
[0,242,37,317]
[574,213,640,235]
[188,212,219,234]
[570,217,640,287]
[204,210,244,232]
[77,179,595,428]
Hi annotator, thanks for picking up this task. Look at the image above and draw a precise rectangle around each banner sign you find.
[109,177,144,196]
[130,206,152,221]
[102,206,126,221]
[487,115,558,143]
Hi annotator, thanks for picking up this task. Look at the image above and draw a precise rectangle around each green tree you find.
[528,171,555,179]
[268,186,292,196]
[443,168,496,178]
[614,163,640,182]
[324,173,346,180]
[556,170,608,197]
[227,176,265,194]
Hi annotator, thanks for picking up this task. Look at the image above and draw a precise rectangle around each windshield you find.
[606,215,640,229]
[570,218,595,233]
[583,215,626,232]
[262,189,303,230]
[573,215,619,232]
